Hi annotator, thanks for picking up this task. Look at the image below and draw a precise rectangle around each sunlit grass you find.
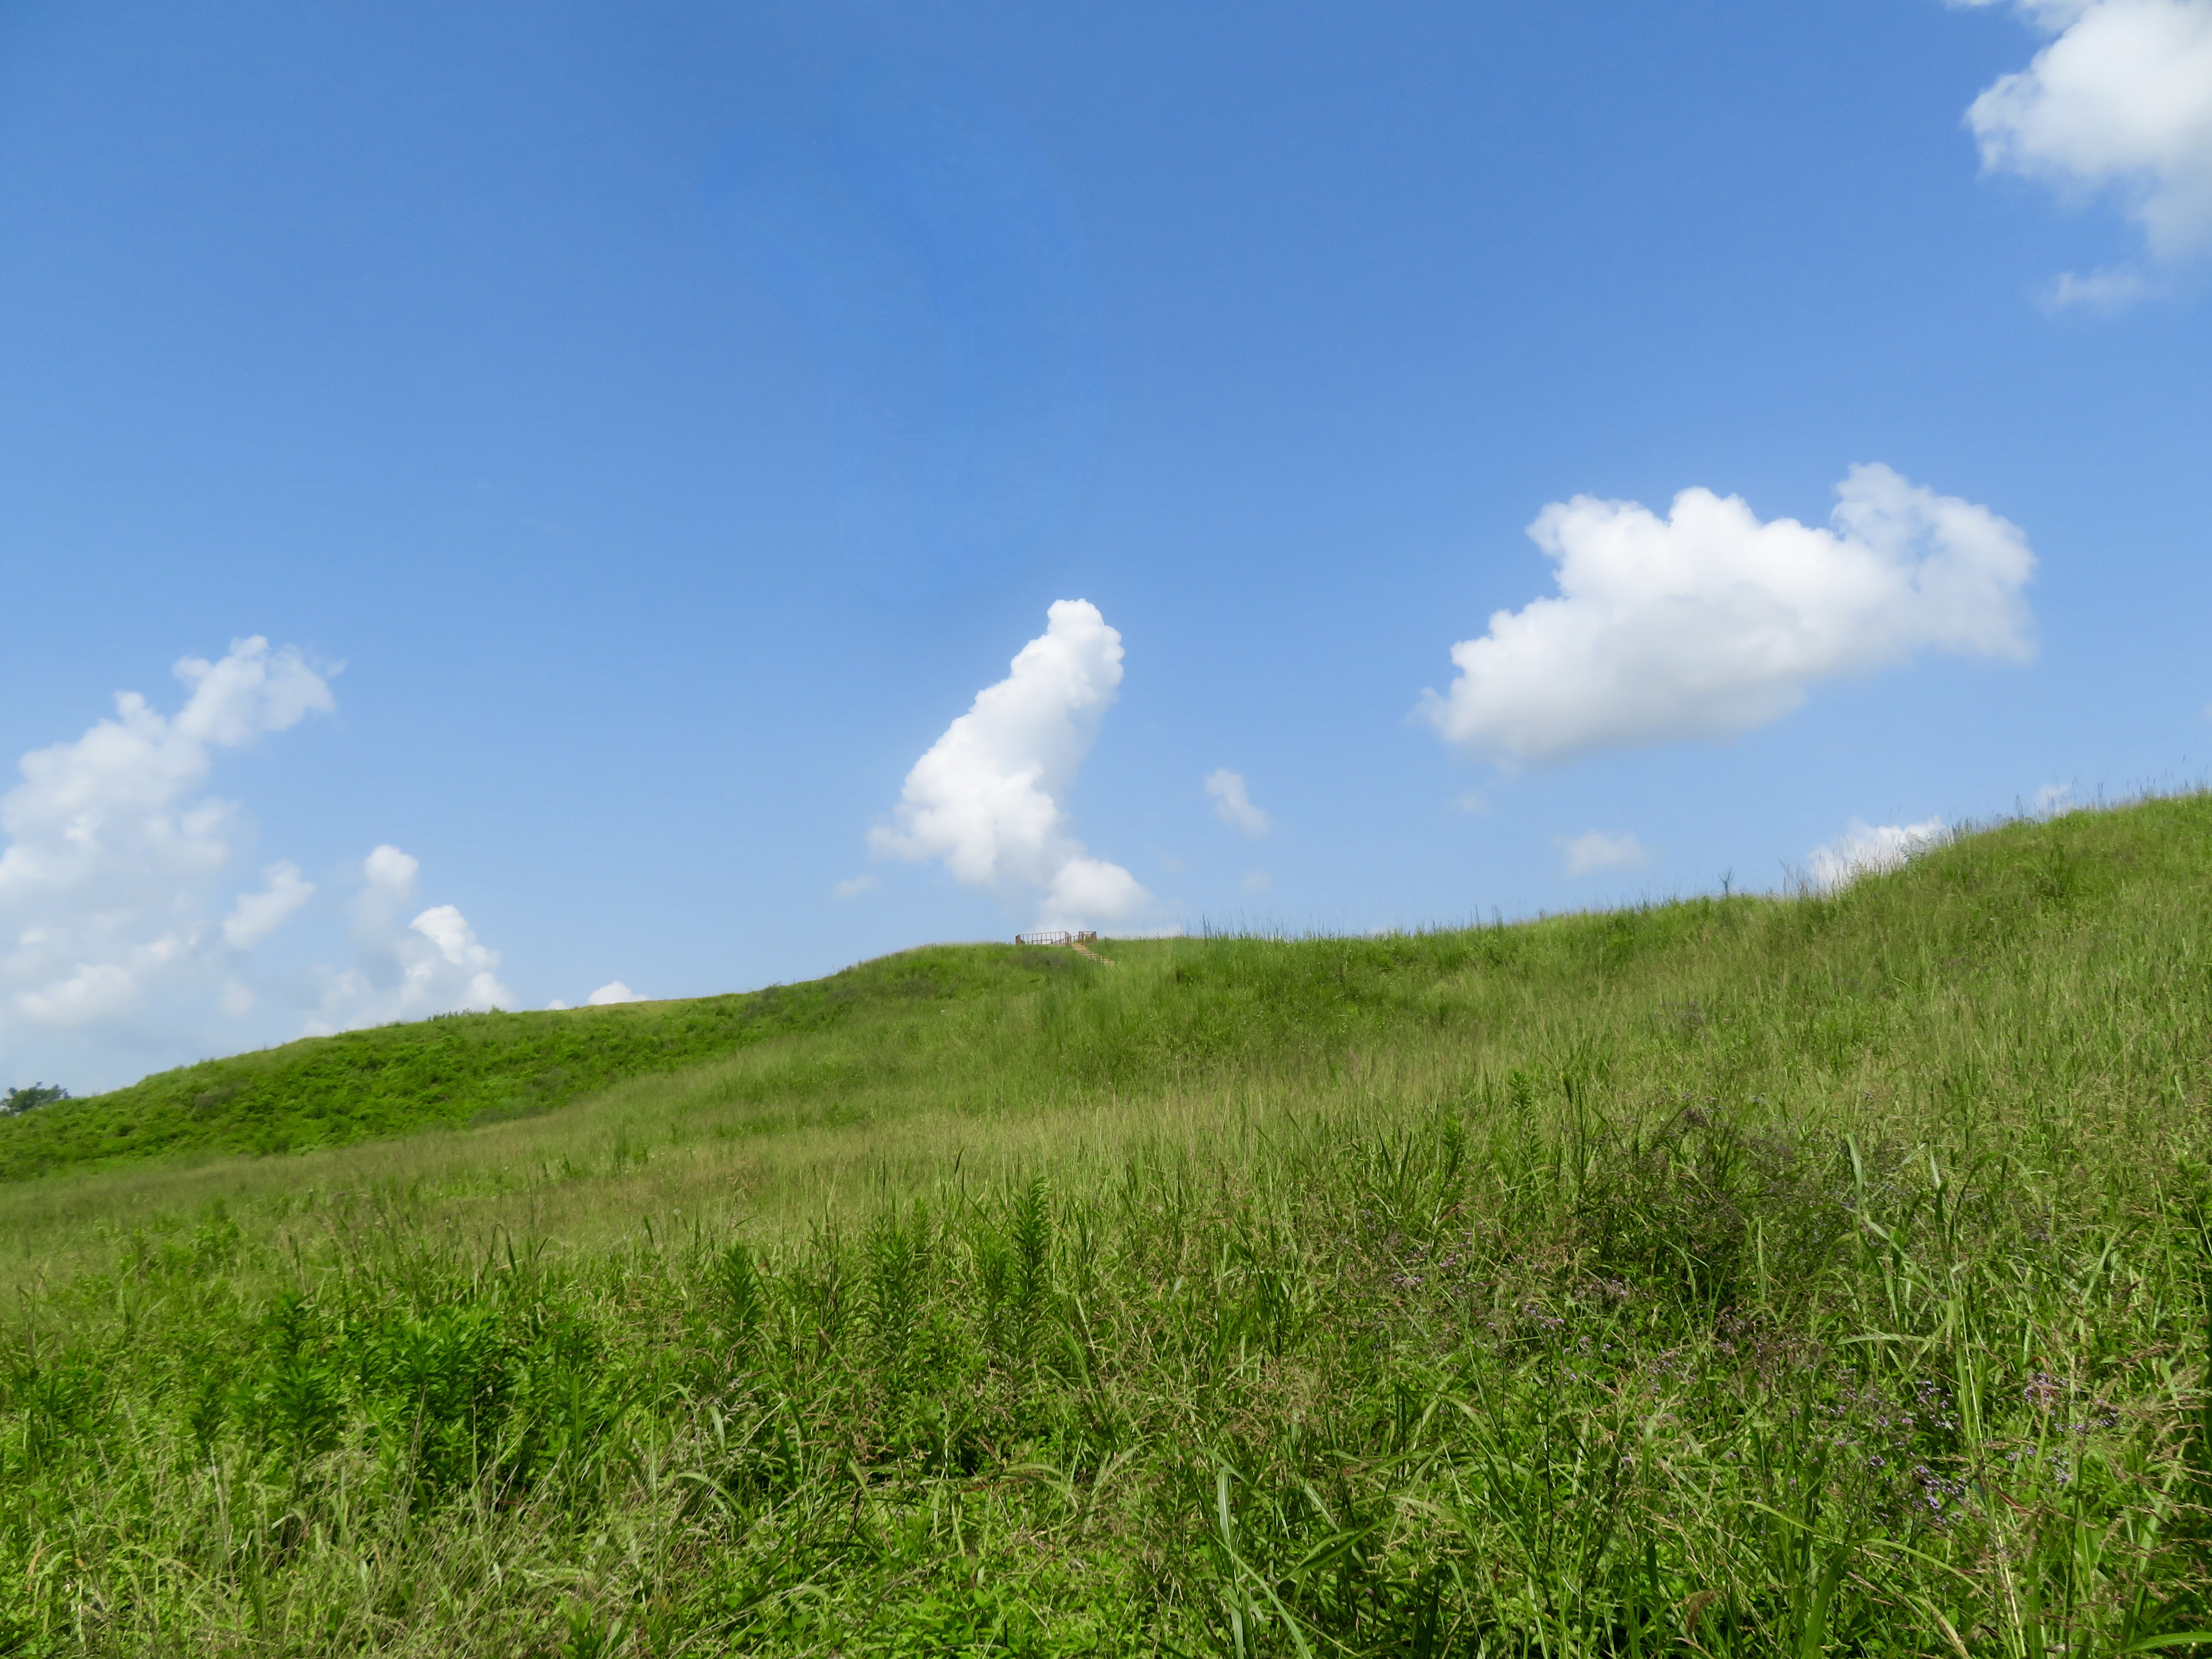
[3,795,2211,1653]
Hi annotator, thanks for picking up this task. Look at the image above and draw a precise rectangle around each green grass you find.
[3,796,2211,1654]
[0,943,1095,1182]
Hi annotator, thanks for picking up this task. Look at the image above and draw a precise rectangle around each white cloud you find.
[1807,817,1947,891]
[222,862,315,949]
[870,600,1151,929]
[2034,781,2076,814]
[0,640,527,1088]
[2044,265,2157,308]
[832,873,878,899]
[586,980,645,1005]
[308,845,513,1032]
[1964,0,2212,272]
[0,637,335,1071]
[1205,769,1273,837]
[1421,465,2035,765]
[1561,831,1650,876]
[1242,871,1272,893]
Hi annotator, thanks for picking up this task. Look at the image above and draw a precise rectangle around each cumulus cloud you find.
[586,981,646,1005]
[308,846,512,1032]
[0,638,334,1071]
[1241,871,1272,894]
[222,862,315,949]
[1205,769,1273,837]
[1807,817,1947,891]
[0,639,529,1086]
[1421,465,2035,766]
[1962,0,2212,277]
[870,600,1150,928]
[1561,831,1650,876]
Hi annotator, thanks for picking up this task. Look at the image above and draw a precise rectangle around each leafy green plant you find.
[0,1086,65,1118]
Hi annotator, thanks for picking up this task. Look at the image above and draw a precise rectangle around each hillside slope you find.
[16,788,2210,1197]
[3,797,2210,1656]
[0,943,1094,1182]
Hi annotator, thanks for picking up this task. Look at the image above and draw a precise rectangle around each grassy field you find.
[0,944,1096,1183]
[3,796,2211,1655]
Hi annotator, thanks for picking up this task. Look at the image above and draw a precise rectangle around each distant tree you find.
[1,1083,68,1117]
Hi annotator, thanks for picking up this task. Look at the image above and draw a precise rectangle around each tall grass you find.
[0,943,1101,1183]
[3,797,2210,1654]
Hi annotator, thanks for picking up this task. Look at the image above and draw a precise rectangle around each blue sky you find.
[2,0,2208,1089]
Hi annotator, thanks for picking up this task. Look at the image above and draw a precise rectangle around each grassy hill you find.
[3,797,2211,1655]
[0,943,1093,1182]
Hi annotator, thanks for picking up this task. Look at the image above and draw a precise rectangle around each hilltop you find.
[2,797,2209,1656]
[0,944,1091,1183]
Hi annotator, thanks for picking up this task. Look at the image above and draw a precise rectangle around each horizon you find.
[30,782,2192,1104]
